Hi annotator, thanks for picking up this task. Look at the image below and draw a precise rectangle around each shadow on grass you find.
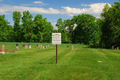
[39,62,55,64]
[83,45,115,50]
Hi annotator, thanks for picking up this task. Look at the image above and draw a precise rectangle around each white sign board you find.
[52,33,61,44]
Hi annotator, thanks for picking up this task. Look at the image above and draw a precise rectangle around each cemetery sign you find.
[52,33,61,44]
[52,33,61,64]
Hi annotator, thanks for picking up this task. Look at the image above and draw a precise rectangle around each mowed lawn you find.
[0,42,120,80]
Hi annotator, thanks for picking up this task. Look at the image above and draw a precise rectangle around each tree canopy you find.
[0,1,120,48]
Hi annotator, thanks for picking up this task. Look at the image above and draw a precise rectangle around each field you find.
[0,42,120,80]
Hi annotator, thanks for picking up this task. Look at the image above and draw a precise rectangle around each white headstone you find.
[29,44,31,48]
[42,46,44,49]
[16,46,19,49]
[112,46,114,49]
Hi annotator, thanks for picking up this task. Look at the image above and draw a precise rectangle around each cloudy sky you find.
[0,0,118,28]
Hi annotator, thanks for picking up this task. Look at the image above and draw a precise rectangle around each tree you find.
[6,25,15,42]
[100,2,120,48]
[0,15,11,42]
[65,16,77,43]
[96,17,105,47]
[56,18,68,43]
[43,22,53,42]
[13,11,22,42]
[73,14,100,45]
[33,14,49,42]
[21,11,34,42]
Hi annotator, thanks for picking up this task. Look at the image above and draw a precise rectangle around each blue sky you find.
[0,0,119,28]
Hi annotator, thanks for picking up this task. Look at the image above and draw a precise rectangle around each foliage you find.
[21,11,34,42]
[56,18,68,43]
[73,14,100,46]
[1,1,120,48]
[0,15,13,42]
[100,2,120,48]
[13,11,22,42]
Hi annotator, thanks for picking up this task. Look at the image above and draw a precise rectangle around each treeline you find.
[0,1,120,48]
[56,2,120,48]
[0,11,54,43]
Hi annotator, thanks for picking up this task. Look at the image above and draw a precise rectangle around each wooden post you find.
[56,31,57,64]
[56,44,57,64]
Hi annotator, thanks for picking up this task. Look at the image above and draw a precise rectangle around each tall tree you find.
[0,15,12,42]
[100,2,120,48]
[73,14,100,45]
[21,11,34,42]
[13,11,22,42]
[43,22,53,42]
[56,18,68,43]
[34,14,48,42]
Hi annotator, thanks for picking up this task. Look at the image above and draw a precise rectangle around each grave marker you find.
[48,45,50,48]
[16,44,19,49]
[112,46,114,49]
[5,49,9,53]
[42,46,44,49]
[75,46,77,48]
[23,44,25,48]
[71,45,74,50]
[12,48,18,53]
[117,47,119,50]
[0,45,5,54]
[25,44,27,48]
[28,44,31,48]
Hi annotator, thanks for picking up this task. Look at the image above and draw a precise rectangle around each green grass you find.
[0,42,120,80]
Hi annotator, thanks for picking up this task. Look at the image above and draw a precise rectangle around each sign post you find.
[56,44,57,63]
[52,33,61,64]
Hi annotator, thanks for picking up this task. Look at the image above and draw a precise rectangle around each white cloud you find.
[0,0,2,2]
[61,3,111,16]
[0,5,60,14]
[33,1,48,6]
[81,4,88,6]
[21,1,48,7]
[0,3,111,17]
[33,1,43,4]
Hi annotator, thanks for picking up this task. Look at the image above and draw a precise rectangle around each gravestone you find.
[48,45,50,48]
[112,46,114,49]
[25,44,27,48]
[42,46,44,49]
[0,45,5,54]
[23,44,25,48]
[5,49,9,53]
[40,45,42,47]
[16,44,19,49]
[28,44,31,48]
[38,45,41,47]
[12,48,18,53]
[71,45,74,50]
[117,47,119,50]
[75,46,78,48]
